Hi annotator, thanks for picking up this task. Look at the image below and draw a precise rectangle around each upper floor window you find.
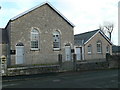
[88,44,92,54]
[31,28,39,50]
[97,40,102,53]
[53,31,61,50]
[106,45,110,53]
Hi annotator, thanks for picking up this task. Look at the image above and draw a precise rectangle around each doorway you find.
[16,42,24,64]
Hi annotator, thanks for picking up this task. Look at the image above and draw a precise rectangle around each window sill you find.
[53,48,61,51]
[30,48,40,51]
[88,52,92,55]
[97,52,102,54]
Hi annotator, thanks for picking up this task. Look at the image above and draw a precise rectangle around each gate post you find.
[73,54,77,71]
[106,53,110,67]
[58,54,62,66]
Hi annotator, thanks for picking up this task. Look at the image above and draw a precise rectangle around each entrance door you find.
[76,47,82,60]
[16,43,24,64]
[65,46,71,61]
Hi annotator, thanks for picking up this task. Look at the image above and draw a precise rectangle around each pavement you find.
[2,69,119,88]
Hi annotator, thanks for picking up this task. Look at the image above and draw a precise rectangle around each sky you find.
[0,0,119,45]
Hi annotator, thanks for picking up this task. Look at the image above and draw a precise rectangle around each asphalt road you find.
[2,69,119,88]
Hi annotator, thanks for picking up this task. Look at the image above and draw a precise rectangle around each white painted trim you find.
[30,28,40,50]
[74,45,84,60]
[30,48,39,51]
[53,48,60,51]
[10,2,75,27]
[82,46,85,60]
[84,30,113,45]
[99,30,113,45]
[84,30,99,45]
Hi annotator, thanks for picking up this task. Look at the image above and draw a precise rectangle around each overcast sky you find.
[0,0,119,45]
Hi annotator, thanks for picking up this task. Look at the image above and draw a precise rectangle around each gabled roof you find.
[74,29,113,45]
[10,2,75,27]
[0,28,8,44]
[74,29,99,45]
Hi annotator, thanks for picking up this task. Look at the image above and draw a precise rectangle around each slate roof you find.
[112,45,120,53]
[74,29,99,45]
[10,2,75,27]
[74,29,112,46]
[0,28,8,44]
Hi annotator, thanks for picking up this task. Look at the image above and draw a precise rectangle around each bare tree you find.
[99,22,114,41]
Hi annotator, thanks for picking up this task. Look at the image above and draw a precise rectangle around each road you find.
[2,69,119,88]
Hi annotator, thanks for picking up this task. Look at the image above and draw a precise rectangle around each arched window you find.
[97,40,102,53]
[53,31,61,50]
[31,28,39,50]
[88,44,92,54]
[106,45,110,53]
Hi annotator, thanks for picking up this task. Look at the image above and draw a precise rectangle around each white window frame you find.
[97,41,102,53]
[53,31,61,51]
[30,28,39,50]
[106,45,110,53]
[88,44,92,54]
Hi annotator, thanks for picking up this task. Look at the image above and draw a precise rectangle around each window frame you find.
[106,45,110,53]
[88,44,92,54]
[97,41,102,53]
[53,30,61,51]
[30,28,39,51]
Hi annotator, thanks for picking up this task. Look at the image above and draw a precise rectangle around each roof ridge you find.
[10,2,75,27]
[10,2,48,21]
[75,29,100,36]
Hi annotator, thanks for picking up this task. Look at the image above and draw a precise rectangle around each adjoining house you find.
[74,29,113,61]
[0,28,8,57]
[112,45,120,55]
[1,2,75,66]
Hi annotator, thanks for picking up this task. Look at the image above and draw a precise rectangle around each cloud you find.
[0,0,119,45]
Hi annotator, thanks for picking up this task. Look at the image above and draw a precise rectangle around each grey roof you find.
[74,29,99,45]
[0,28,8,44]
[10,2,75,27]
[112,45,120,53]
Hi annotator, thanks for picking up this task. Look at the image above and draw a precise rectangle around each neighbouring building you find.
[112,45,120,55]
[1,2,75,66]
[74,29,113,61]
[0,28,8,57]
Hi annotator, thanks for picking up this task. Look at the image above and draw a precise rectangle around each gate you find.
[58,54,76,71]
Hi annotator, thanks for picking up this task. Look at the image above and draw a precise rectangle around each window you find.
[53,31,60,50]
[97,41,102,53]
[88,44,92,54]
[106,45,110,53]
[31,28,39,50]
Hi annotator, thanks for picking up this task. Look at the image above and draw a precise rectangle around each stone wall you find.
[84,32,112,60]
[76,61,108,71]
[9,4,74,65]
[106,54,120,69]
[5,65,60,76]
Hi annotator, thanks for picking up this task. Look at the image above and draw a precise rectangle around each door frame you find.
[75,46,84,60]
[65,45,71,61]
[15,43,24,64]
